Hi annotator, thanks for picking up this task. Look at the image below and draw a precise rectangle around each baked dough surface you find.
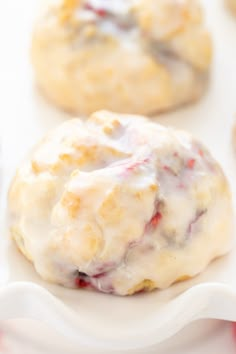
[8,111,233,295]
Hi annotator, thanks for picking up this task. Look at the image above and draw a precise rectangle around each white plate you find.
[0,319,233,354]
[0,319,234,354]
[1,0,236,351]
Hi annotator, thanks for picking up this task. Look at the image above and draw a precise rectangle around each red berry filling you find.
[163,165,176,175]
[126,158,149,172]
[163,165,172,172]
[145,211,162,232]
[187,158,196,169]
[93,272,107,279]
[74,271,91,288]
[150,212,162,227]
[74,277,90,288]
[198,149,204,157]
[84,3,107,17]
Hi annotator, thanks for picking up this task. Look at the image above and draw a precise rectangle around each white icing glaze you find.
[8,111,234,295]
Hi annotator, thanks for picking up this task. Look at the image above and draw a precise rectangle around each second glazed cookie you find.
[32,0,212,115]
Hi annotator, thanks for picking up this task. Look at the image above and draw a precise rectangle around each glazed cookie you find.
[32,0,212,115]
[8,111,233,295]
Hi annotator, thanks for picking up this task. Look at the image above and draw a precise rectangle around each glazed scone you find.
[8,111,233,295]
[32,0,212,115]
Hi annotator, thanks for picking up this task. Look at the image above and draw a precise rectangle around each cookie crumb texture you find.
[8,111,233,295]
[32,0,212,115]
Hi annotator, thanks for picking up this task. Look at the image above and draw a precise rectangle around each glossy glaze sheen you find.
[8,111,233,295]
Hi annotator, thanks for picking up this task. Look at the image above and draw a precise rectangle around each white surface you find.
[0,0,236,353]
[0,319,234,354]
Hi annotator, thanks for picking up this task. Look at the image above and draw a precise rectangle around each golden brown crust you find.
[127,280,156,295]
